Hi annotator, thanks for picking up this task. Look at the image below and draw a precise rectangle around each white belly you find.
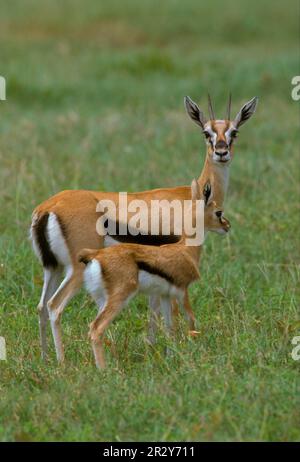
[138,270,182,298]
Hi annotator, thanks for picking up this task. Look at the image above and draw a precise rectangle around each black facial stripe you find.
[203,131,213,147]
[228,130,238,145]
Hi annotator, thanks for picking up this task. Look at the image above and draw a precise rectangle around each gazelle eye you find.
[203,131,210,139]
[231,130,238,139]
[216,211,222,218]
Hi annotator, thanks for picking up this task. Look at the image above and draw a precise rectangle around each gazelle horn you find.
[207,93,215,120]
[227,92,232,120]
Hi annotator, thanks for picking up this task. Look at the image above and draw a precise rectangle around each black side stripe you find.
[33,213,58,268]
[104,219,180,246]
[137,261,175,285]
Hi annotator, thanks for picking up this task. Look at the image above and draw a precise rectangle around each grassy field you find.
[0,0,299,442]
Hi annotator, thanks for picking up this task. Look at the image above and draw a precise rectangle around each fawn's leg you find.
[89,293,130,369]
[182,289,197,332]
[47,267,83,363]
[160,296,174,356]
[37,267,62,360]
[172,290,196,333]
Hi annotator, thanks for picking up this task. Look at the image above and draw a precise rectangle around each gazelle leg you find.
[171,290,196,334]
[171,298,180,332]
[148,295,161,345]
[160,296,174,356]
[160,296,173,334]
[182,290,197,333]
[89,294,128,369]
[37,267,62,360]
[47,268,83,363]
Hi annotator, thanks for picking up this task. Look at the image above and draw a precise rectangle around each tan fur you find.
[80,184,231,368]
[31,96,256,362]
[32,156,230,362]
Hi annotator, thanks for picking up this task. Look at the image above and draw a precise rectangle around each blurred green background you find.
[0,0,299,442]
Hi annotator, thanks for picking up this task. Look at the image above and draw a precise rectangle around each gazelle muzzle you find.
[213,139,231,163]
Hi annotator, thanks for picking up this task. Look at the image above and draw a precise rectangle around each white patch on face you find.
[47,213,72,267]
[225,126,235,146]
[205,123,231,163]
[212,124,232,163]
[211,222,229,235]
[204,123,217,148]
[217,228,228,235]
[212,151,231,163]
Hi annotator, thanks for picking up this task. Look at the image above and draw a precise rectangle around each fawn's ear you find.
[191,179,201,201]
[203,180,213,205]
[234,96,258,128]
[184,96,206,129]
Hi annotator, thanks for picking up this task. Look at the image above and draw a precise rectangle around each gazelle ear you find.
[203,180,213,205]
[191,179,201,200]
[234,96,258,127]
[184,96,206,129]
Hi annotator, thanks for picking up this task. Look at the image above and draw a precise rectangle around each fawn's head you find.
[185,94,258,165]
[191,179,230,235]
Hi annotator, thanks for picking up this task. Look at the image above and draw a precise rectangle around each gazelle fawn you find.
[30,94,256,363]
[78,179,230,369]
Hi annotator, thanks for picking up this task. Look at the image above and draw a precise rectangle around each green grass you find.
[0,0,299,442]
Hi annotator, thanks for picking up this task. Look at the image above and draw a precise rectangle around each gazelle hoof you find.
[188,330,201,337]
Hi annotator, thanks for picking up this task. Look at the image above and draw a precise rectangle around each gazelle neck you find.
[177,231,203,265]
[198,151,230,207]
[184,241,202,263]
